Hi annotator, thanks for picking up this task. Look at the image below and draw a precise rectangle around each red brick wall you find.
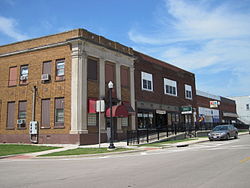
[134,51,197,108]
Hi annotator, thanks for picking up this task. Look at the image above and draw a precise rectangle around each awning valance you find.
[223,112,238,118]
[106,105,129,117]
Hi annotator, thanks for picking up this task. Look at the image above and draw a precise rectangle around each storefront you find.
[180,106,193,124]
[198,107,220,123]
[222,112,238,124]
[136,101,181,129]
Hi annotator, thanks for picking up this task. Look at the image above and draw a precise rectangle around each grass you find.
[39,148,134,157]
[138,138,198,147]
[0,144,60,156]
[238,129,249,133]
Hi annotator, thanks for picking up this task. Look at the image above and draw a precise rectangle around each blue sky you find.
[0,0,250,97]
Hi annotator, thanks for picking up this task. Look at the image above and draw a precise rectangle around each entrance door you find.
[155,114,166,129]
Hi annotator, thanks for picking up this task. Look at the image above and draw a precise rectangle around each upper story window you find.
[87,58,98,81]
[42,61,52,83]
[141,71,153,91]
[247,104,249,110]
[164,78,177,96]
[185,84,192,100]
[20,65,28,84]
[56,59,65,80]
[8,67,17,86]
[121,66,129,88]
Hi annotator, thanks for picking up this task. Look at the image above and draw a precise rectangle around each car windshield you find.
[213,126,228,131]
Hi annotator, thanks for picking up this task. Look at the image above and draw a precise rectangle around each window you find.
[185,84,192,99]
[20,65,28,84]
[20,65,28,77]
[105,62,116,97]
[56,59,65,78]
[55,98,64,127]
[42,61,51,75]
[7,102,15,129]
[18,101,27,128]
[87,58,98,80]
[87,114,97,126]
[164,78,177,96]
[8,67,17,86]
[247,104,250,110]
[141,72,153,91]
[121,67,129,88]
[41,99,50,128]
[105,63,115,83]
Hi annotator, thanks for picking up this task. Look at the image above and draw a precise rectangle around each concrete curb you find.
[34,149,143,159]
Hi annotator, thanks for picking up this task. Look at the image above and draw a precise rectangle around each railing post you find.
[137,129,140,145]
[166,126,169,137]
[127,130,129,146]
[157,129,160,140]
[147,128,149,143]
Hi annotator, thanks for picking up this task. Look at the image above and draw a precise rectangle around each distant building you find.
[229,96,250,125]
[196,90,238,124]
[196,90,221,123]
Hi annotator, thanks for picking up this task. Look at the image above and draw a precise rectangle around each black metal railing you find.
[127,123,250,145]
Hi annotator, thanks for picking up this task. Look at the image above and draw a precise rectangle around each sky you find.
[0,0,250,97]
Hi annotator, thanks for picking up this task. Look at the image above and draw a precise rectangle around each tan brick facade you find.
[0,29,135,144]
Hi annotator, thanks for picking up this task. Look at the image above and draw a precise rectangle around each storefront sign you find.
[180,106,192,114]
[210,101,219,108]
[156,110,166,114]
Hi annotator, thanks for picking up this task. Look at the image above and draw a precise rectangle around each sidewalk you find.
[2,132,249,159]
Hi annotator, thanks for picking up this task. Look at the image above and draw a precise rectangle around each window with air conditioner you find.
[20,65,28,81]
[18,101,27,128]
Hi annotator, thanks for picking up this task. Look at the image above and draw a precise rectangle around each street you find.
[0,135,250,188]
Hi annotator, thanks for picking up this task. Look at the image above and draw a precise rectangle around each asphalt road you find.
[1,135,250,188]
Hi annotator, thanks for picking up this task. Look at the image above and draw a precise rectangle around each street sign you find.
[96,100,105,112]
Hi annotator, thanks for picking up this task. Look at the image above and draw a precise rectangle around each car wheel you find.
[234,132,238,139]
[226,134,230,140]
[209,138,213,141]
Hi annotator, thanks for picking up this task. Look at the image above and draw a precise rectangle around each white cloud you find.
[128,0,250,96]
[0,16,28,41]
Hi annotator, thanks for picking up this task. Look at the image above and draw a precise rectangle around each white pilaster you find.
[115,63,123,133]
[99,57,106,132]
[130,67,136,130]
[70,39,88,134]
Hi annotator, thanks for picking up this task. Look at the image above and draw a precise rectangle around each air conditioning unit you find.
[20,76,28,81]
[17,119,26,125]
[41,74,50,81]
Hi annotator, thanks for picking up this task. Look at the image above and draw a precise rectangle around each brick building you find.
[134,51,197,130]
[196,90,238,124]
[0,29,136,144]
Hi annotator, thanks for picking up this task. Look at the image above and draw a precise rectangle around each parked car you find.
[208,124,238,141]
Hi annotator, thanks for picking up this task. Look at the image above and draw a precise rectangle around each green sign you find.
[181,106,192,112]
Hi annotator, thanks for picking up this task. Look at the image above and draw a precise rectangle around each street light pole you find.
[108,81,115,149]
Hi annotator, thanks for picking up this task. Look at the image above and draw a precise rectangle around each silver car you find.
[208,125,238,141]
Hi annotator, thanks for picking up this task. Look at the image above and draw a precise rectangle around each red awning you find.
[106,105,129,117]
[123,101,135,114]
